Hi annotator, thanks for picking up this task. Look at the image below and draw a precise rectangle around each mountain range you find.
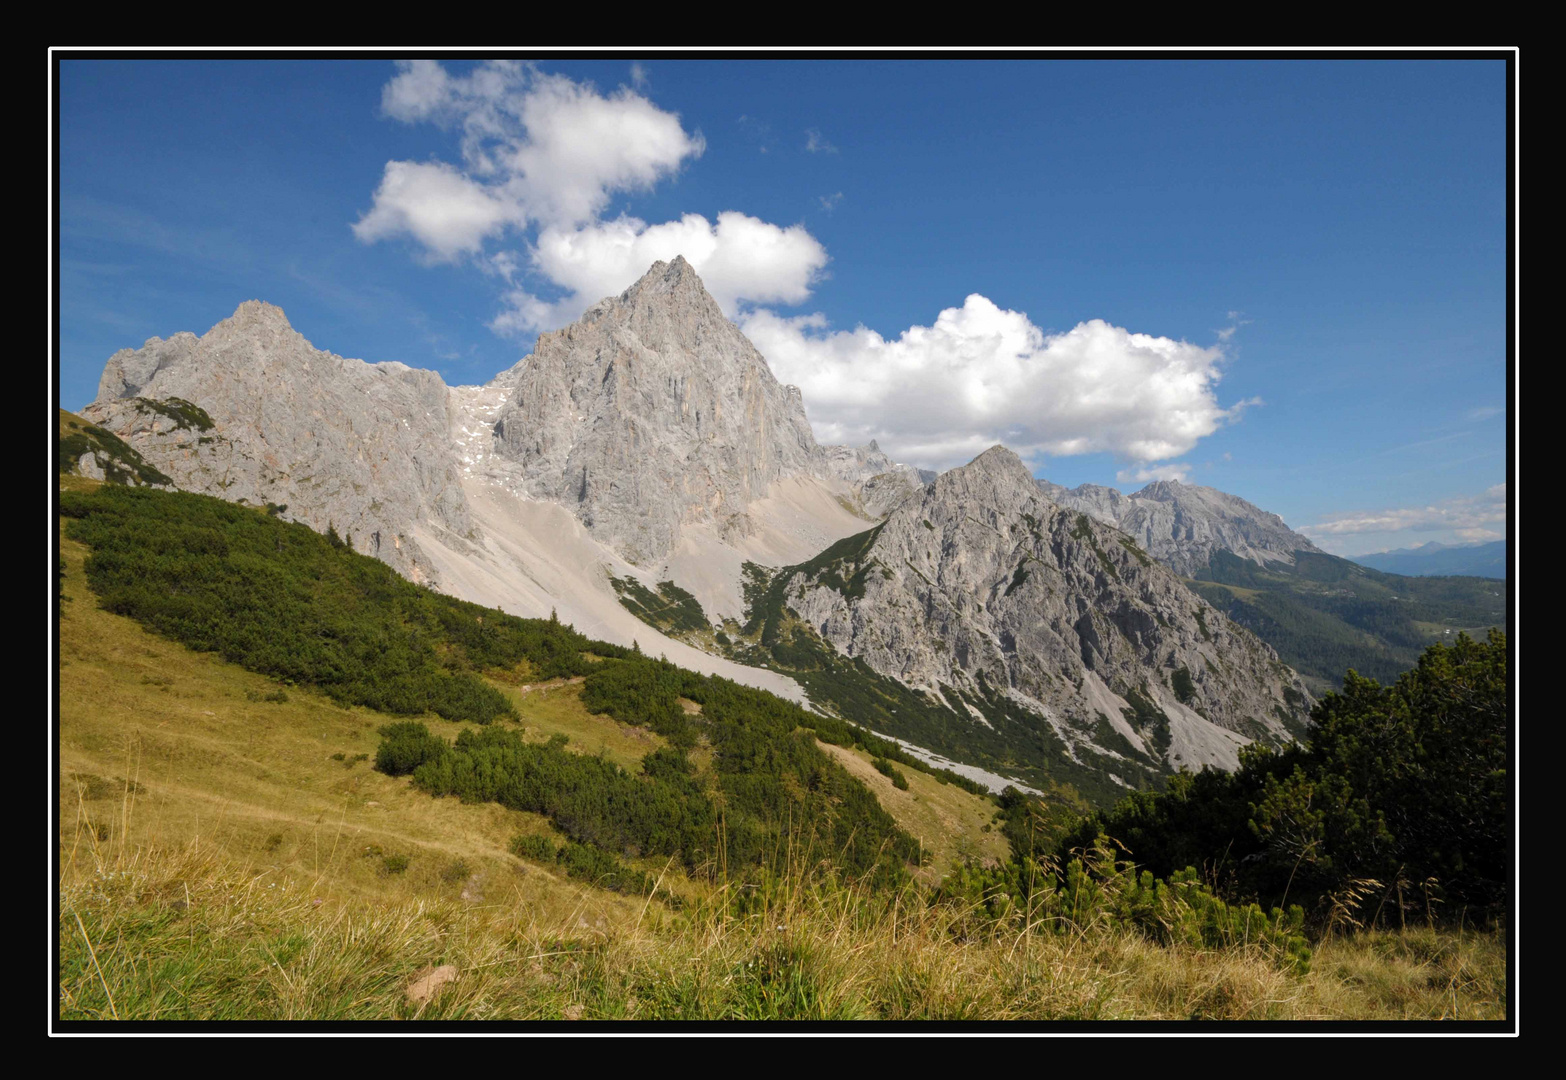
[70,257,1502,802]
[1350,540,1506,579]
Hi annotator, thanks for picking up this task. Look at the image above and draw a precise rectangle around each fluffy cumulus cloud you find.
[355,60,827,337]
[1300,484,1507,540]
[740,297,1253,470]
[494,211,828,333]
[352,161,515,262]
[372,60,703,230]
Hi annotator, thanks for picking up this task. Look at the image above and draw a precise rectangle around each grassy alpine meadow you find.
[56,476,1509,1023]
[58,831,1507,1021]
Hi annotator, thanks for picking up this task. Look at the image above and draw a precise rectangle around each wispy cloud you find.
[1117,462,1193,484]
[1299,483,1506,539]
[737,114,776,154]
[1215,311,1252,342]
[818,192,844,212]
[804,128,838,154]
[64,195,254,270]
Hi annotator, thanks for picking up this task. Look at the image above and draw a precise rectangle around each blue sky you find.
[56,56,1510,557]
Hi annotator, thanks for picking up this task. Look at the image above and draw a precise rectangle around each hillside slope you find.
[57,477,1006,900]
[1186,549,1507,692]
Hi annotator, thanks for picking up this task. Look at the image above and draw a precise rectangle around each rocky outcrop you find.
[489,257,821,565]
[816,439,928,518]
[1037,476,1321,577]
[488,258,928,564]
[82,301,474,583]
[782,447,1312,770]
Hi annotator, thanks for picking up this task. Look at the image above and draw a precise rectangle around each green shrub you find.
[1057,632,1508,923]
[510,834,559,863]
[374,722,449,776]
[873,758,910,790]
[60,484,624,725]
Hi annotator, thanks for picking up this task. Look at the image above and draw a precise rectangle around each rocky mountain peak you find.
[227,299,294,330]
[489,256,820,564]
[81,301,473,583]
[926,445,1040,510]
[780,445,1311,776]
[1038,475,1320,577]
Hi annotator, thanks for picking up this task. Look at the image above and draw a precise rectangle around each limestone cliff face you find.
[489,257,822,565]
[816,439,928,519]
[1037,477,1322,577]
[783,447,1312,769]
[82,301,474,583]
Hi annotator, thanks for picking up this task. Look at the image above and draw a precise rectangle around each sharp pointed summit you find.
[489,256,822,564]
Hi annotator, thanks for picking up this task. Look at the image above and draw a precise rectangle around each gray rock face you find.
[1037,477,1321,577]
[488,257,920,563]
[82,300,474,583]
[784,447,1311,767]
[489,257,822,565]
[816,439,928,519]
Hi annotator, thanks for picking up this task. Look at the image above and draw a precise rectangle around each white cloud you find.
[818,192,844,212]
[630,63,649,90]
[1215,311,1251,342]
[358,61,834,339]
[355,63,1259,476]
[489,211,829,334]
[739,296,1253,470]
[1117,463,1193,484]
[357,61,705,248]
[1300,483,1507,538]
[352,160,516,262]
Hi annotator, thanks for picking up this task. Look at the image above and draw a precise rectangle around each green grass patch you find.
[610,577,710,636]
[130,395,215,431]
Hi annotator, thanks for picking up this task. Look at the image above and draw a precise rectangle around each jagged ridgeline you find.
[58,482,926,888]
[607,447,1315,808]
[1038,475,1507,694]
[726,532,1170,809]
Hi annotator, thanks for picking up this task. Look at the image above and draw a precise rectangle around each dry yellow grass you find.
[819,742,1010,881]
[58,832,1507,1021]
[58,511,662,919]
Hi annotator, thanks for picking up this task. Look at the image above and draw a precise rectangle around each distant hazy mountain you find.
[1036,477,1322,577]
[1350,541,1506,579]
